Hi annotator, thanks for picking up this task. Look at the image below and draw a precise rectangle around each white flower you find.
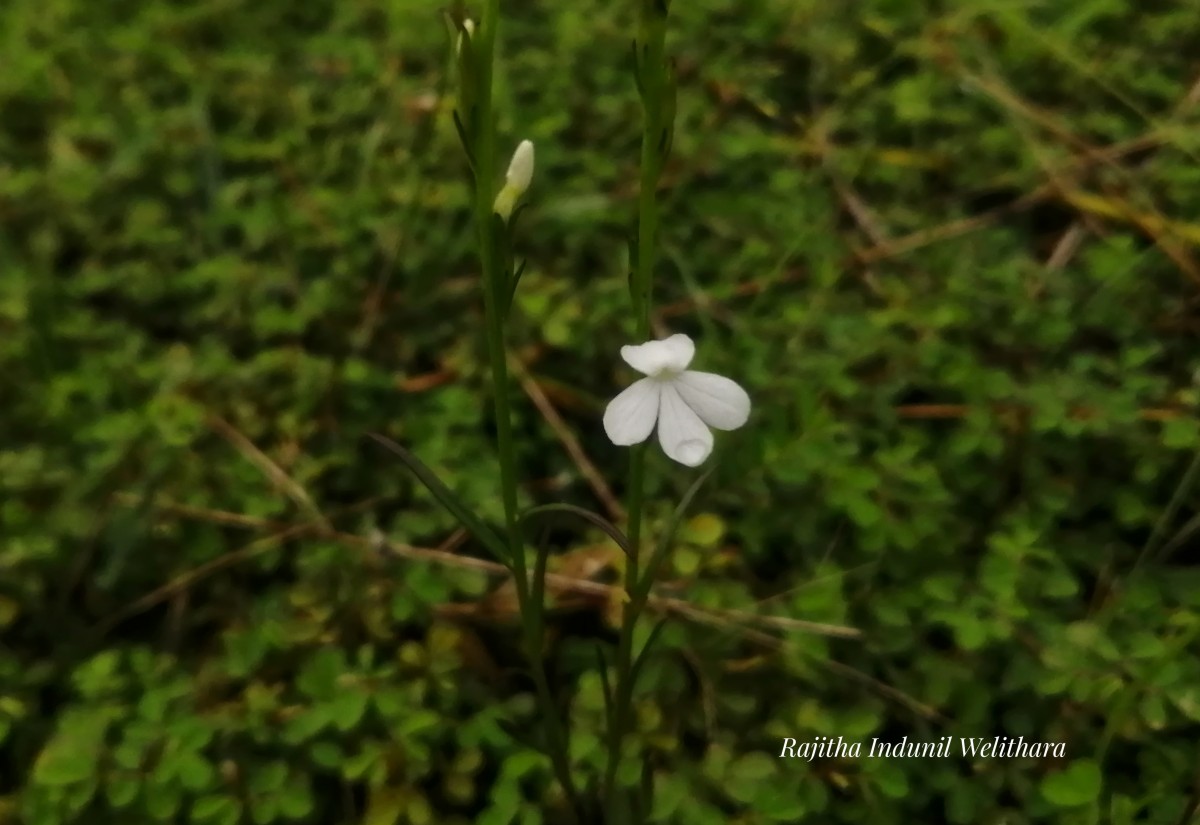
[493,140,534,220]
[603,333,750,466]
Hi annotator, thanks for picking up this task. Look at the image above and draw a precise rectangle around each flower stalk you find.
[604,0,677,819]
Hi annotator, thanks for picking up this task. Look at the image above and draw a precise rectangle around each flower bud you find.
[493,140,534,220]
[504,140,534,192]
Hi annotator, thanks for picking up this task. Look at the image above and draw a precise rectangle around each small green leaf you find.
[651,772,687,818]
[177,752,216,792]
[398,709,440,740]
[873,761,909,799]
[250,793,279,825]
[674,546,700,575]
[249,761,289,795]
[189,796,238,820]
[407,794,433,825]
[1163,418,1199,449]
[726,752,774,804]
[297,648,346,699]
[330,689,369,732]
[1041,759,1102,807]
[729,752,775,783]
[145,781,182,821]
[32,742,97,787]
[363,785,405,825]
[503,750,546,781]
[954,616,987,651]
[310,741,343,769]
[106,776,140,808]
[344,743,385,782]
[279,776,314,820]
[679,512,725,547]
[283,706,332,743]
[192,794,242,825]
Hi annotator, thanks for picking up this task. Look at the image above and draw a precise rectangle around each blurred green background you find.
[3,0,1200,823]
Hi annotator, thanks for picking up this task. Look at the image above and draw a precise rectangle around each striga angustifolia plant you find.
[373,1,725,822]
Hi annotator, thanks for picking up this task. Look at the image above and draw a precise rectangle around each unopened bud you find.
[493,140,534,220]
[504,140,534,192]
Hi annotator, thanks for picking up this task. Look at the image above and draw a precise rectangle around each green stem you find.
[474,5,514,544]
[632,77,663,336]
[603,446,645,813]
[604,11,667,819]
[471,2,581,818]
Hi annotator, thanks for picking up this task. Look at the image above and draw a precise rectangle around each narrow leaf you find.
[594,645,615,727]
[633,468,713,606]
[455,27,476,89]
[1162,511,1200,558]
[630,40,644,100]
[367,433,510,562]
[506,258,528,317]
[491,213,515,311]
[452,110,475,170]
[637,763,656,823]
[659,59,678,163]
[530,523,552,636]
[628,616,669,689]
[519,503,632,556]
[509,202,529,232]
[492,212,511,253]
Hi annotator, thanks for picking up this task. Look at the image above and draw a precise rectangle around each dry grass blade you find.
[894,403,1185,423]
[512,357,625,521]
[206,413,330,529]
[111,494,862,642]
[818,658,949,724]
[100,520,320,633]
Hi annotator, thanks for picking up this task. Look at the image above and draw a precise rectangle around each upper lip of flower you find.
[602,333,750,467]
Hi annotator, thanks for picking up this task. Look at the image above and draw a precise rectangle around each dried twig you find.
[512,358,625,522]
[109,495,861,642]
[206,414,330,529]
[894,403,1185,422]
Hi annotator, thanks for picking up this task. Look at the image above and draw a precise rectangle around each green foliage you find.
[3,0,1200,822]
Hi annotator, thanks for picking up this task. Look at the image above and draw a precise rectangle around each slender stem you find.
[1135,447,1200,572]
[602,446,645,811]
[471,2,581,818]
[604,9,667,818]
[632,80,663,338]
[474,3,516,548]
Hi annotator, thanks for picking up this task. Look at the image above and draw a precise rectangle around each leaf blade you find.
[368,433,510,563]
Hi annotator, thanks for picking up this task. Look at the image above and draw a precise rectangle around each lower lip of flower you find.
[676,440,708,466]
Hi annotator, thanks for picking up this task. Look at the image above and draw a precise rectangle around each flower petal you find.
[603,378,661,446]
[656,383,713,466]
[673,371,751,431]
[620,333,695,376]
[505,140,535,191]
